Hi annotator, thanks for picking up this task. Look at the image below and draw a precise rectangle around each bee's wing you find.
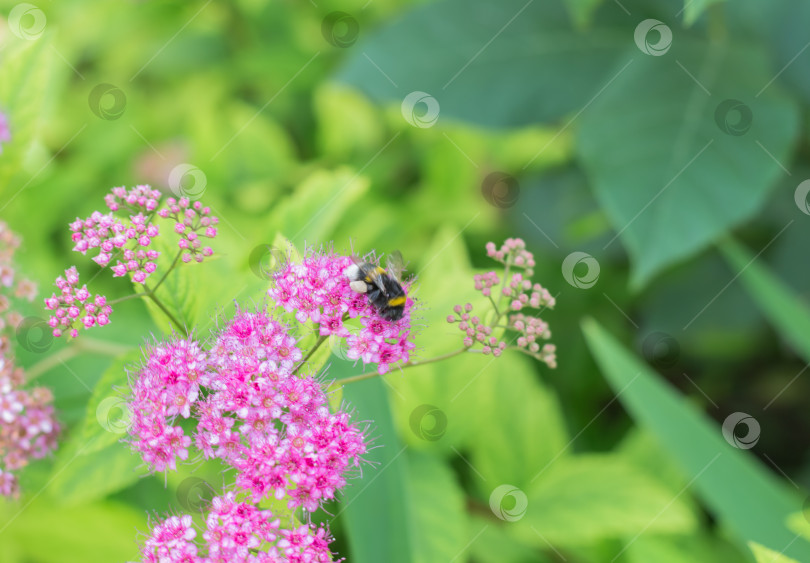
[352,255,388,295]
[386,250,406,282]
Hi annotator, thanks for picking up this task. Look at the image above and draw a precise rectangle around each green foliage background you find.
[1,0,810,561]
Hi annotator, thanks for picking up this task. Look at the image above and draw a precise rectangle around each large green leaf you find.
[336,0,631,128]
[0,497,145,562]
[406,451,469,563]
[581,318,810,560]
[576,40,799,286]
[0,37,51,197]
[334,362,414,563]
[720,239,810,363]
[749,542,800,563]
[80,349,142,454]
[512,455,695,546]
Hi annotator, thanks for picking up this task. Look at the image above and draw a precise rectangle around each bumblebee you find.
[344,251,407,321]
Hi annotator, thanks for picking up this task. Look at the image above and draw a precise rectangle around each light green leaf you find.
[406,451,469,563]
[513,455,695,546]
[683,0,726,26]
[0,497,145,563]
[720,239,810,363]
[0,37,51,195]
[80,349,141,454]
[468,515,550,563]
[577,40,799,287]
[749,542,800,563]
[565,0,605,29]
[581,318,810,560]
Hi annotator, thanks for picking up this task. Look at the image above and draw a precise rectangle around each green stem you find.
[151,249,184,293]
[145,291,187,336]
[339,347,468,385]
[26,337,133,381]
[294,333,328,375]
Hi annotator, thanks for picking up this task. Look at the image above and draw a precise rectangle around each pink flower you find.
[44,268,112,338]
[0,111,10,153]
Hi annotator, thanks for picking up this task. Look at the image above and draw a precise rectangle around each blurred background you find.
[1,0,810,561]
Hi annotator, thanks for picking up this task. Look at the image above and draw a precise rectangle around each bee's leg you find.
[349,280,368,294]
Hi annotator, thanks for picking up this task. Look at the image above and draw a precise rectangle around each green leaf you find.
[406,451,469,563]
[627,534,748,563]
[512,455,695,546]
[683,0,726,26]
[0,497,145,562]
[719,239,810,363]
[581,318,810,560]
[468,515,550,563]
[0,37,51,195]
[576,40,799,287]
[336,0,630,128]
[565,0,604,29]
[48,435,147,505]
[749,542,800,563]
[334,363,414,563]
[80,349,142,454]
[268,167,369,249]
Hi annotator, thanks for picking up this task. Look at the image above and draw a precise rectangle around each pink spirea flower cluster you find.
[0,351,60,498]
[0,221,37,334]
[448,238,556,367]
[44,267,111,338]
[267,251,415,374]
[141,493,337,562]
[0,111,10,153]
[45,185,219,338]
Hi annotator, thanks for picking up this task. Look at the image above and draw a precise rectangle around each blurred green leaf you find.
[337,0,630,128]
[0,37,51,195]
[577,41,799,286]
[0,497,145,562]
[683,0,726,26]
[565,0,604,28]
[80,349,141,454]
[581,318,810,560]
[468,514,551,562]
[513,454,695,546]
[749,542,800,563]
[720,238,810,363]
[406,450,469,562]
[335,365,414,563]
